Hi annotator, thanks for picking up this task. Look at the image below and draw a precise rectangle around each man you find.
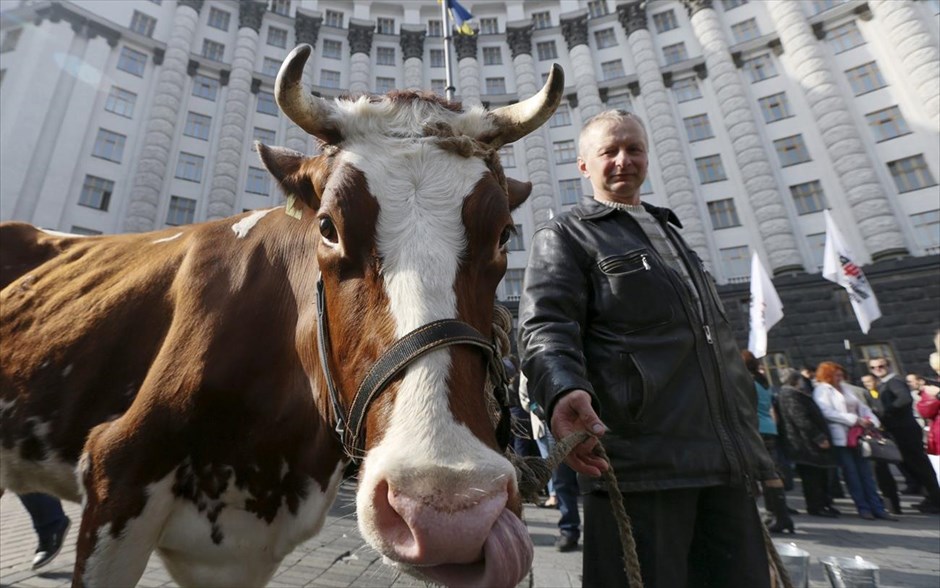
[869,358,940,513]
[17,493,71,569]
[518,110,777,588]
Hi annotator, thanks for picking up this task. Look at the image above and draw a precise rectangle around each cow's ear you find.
[506,177,532,211]
[256,143,327,211]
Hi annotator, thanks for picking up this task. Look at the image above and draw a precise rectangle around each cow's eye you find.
[499,226,514,248]
[319,217,337,244]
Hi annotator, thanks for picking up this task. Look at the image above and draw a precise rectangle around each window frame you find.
[245,166,270,196]
[104,86,137,118]
[91,129,126,163]
[78,175,114,211]
[117,47,147,77]
[175,152,205,183]
[684,114,714,142]
[183,111,212,141]
[130,10,157,37]
[789,180,828,215]
[708,198,741,229]
[207,6,231,31]
[695,155,727,184]
[166,196,197,226]
[774,135,812,167]
[257,91,278,116]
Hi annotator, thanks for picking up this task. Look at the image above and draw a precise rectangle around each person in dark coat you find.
[776,368,839,517]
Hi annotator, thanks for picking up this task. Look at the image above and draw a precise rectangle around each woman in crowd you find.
[742,351,794,533]
[813,362,892,520]
[777,368,840,517]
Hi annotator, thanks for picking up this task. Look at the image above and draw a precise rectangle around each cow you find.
[0,44,564,587]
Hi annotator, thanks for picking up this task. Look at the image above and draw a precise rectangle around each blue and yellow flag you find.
[447,0,475,35]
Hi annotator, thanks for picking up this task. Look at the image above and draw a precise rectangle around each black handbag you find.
[859,432,902,463]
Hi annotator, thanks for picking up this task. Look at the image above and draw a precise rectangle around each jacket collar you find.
[571,196,683,228]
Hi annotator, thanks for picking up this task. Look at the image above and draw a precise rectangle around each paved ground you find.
[1,481,937,587]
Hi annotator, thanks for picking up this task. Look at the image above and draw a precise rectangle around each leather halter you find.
[316,276,512,463]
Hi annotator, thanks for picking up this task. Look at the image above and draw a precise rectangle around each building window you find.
[166,196,196,226]
[722,0,748,9]
[888,154,937,193]
[479,17,498,35]
[208,7,230,31]
[731,18,760,43]
[607,93,632,111]
[774,135,811,167]
[662,42,688,65]
[117,47,147,76]
[202,39,225,62]
[430,49,445,68]
[130,11,157,37]
[758,92,792,123]
[257,91,278,116]
[673,77,701,102]
[536,41,558,61]
[0,28,22,53]
[91,129,126,163]
[427,19,443,37]
[652,10,678,33]
[261,57,280,77]
[192,75,219,101]
[640,177,653,194]
[375,77,395,93]
[321,69,341,88]
[105,87,137,118]
[743,54,777,82]
[271,0,291,17]
[790,180,828,215]
[594,28,617,49]
[601,60,625,80]
[720,245,750,280]
[554,140,577,164]
[485,77,506,94]
[828,21,864,52]
[267,27,288,49]
[70,226,102,236]
[845,61,887,95]
[501,268,525,299]
[806,232,826,269]
[78,175,114,211]
[507,224,525,251]
[708,199,741,229]
[695,155,727,184]
[493,145,513,169]
[857,343,898,372]
[183,112,211,140]
[376,46,395,66]
[376,17,395,35]
[911,209,940,254]
[588,1,609,17]
[431,79,445,96]
[175,153,204,182]
[245,167,270,195]
[550,103,571,127]
[684,114,714,142]
[322,39,342,59]
[483,47,502,65]
[865,105,911,142]
[532,11,552,29]
[253,127,276,149]
[325,9,344,28]
[811,0,845,15]
[559,178,582,205]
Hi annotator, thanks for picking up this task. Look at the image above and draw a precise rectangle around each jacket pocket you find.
[596,249,675,331]
[598,251,651,276]
[617,352,649,423]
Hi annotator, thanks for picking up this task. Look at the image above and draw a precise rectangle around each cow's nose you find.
[371,479,509,566]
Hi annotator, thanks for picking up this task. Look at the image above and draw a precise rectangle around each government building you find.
[1,0,938,379]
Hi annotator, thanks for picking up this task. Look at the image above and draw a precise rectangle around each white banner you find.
[822,210,881,334]
[748,251,784,358]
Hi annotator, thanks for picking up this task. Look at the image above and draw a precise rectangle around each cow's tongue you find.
[409,509,533,588]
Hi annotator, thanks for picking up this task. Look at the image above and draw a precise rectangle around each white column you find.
[561,11,603,120]
[454,32,481,108]
[347,20,374,95]
[400,25,426,91]
[123,1,200,232]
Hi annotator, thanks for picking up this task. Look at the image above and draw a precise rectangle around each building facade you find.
[1,0,938,376]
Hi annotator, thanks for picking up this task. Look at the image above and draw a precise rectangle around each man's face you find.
[869,360,889,379]
[578,118,649,205]
[906,374,922,390]
[861,375,876,390]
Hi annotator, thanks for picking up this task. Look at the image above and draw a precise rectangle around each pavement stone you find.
[1,480,938,587]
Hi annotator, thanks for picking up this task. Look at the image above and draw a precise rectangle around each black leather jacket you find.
[518,197,776,492]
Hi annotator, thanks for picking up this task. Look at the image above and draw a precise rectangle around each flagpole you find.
[441,0,456,101]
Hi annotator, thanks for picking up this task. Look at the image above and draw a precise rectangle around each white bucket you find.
[820,555,879,588]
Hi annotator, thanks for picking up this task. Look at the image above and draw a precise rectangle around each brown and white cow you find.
[0,44,563,587]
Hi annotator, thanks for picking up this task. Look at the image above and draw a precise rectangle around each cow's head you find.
[258,44,562,587]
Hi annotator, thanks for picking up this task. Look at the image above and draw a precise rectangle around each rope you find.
[761,520,794,588]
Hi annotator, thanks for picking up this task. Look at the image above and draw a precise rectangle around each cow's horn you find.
[484,64,565,148]
[276,44,342,143]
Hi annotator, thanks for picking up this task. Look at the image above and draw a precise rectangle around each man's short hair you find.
[578,109,648,156]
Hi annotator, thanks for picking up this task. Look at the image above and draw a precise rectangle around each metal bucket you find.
[774,542,810,588]
[820,556,880,588]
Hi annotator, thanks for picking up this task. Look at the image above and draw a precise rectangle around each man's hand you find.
[550,389,609,477]
[819,439,830,449]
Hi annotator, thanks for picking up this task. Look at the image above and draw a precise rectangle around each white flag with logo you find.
[748,251,783,358]
[822,210,881,334]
